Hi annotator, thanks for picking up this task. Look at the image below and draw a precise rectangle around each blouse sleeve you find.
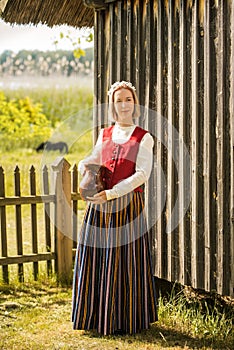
[78,129,104,175]
[105,132,154,200]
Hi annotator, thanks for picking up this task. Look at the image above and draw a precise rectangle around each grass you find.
[0,277,233,350]
[2,75,93,127]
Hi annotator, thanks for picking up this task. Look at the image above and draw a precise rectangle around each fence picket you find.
[14,166,24,282]
[0,166,8,283]
[52,158,73,284]
[30,165,38,280]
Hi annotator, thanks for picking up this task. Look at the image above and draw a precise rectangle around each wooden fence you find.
[0,158,80,284]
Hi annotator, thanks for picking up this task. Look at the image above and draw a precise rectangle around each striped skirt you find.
[72,191,158,335]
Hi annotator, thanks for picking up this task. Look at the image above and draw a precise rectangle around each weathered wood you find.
[125,0,132,82]
[191,0,200,289]
[178,0,187,285]
[0,166,8,283]
[14,166,23,282]
[203,0,217,293]
[92,0,234,297]
[0,160,81,284]
[109,2,117,85]
[52,158,73,284]
[116,1,123,81]
[153,0,167,279]
[216,0,231,296]
[167,0,177,282]
[138,0,146,107]
[0,253,56,266]
[43,165,52,275]
[71,164,78,249]
[146,0,157,273]
[30,165,38,280]
[0,195,55,206]
[230,0,234,298]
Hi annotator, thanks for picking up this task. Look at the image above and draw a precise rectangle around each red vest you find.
[102,125,148,192]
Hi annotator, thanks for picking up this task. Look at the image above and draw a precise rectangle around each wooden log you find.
[230,0,234,298]
[109,2,117,85]
[14,166,23,282]
[138,0,146,108]
[0,166,8,283]
[52,158,73,285]
[116,1,123,81]
[178,0,189,286]
[216,0,231,295]
[203,0,217,293]
[154,0,167,279]
[167,0,178,282]
[191,0,205,289]
[191,0,199,289]
[146,0,157,273]
[30,166,38,280]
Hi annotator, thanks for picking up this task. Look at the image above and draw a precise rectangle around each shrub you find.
[0,91,51,151]
[4,85,93,127]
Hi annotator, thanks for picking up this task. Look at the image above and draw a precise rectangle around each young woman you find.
[72,81,158,335]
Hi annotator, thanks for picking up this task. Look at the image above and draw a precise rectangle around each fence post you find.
[52,157,73,285]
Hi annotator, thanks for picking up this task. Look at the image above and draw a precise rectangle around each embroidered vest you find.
[102,125,148,192]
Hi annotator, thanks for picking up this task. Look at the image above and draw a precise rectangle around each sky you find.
[0,19,93,54]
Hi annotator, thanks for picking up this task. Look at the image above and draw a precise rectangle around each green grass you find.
[3,76,93,127]
[0,278,233,350]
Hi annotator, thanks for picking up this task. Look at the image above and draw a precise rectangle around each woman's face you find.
[113,88,135,123]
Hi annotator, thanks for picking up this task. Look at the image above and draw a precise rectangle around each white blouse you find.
[78,122,154,200]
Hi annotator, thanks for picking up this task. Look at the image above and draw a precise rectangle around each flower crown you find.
[108,81,136,97]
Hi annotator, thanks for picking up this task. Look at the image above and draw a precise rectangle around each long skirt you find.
[72,191,158,335]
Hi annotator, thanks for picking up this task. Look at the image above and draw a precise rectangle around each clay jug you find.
[79,164,107,200]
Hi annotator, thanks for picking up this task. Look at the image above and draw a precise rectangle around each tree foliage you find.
[0,91,51,151]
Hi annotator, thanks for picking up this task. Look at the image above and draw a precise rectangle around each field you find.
[0,81,233,349]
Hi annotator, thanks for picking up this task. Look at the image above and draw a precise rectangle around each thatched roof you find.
[0,0,95,28]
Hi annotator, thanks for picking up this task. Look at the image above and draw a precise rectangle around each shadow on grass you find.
[0,280,70,304]
[82,323,230,349]
[0,280,233,349]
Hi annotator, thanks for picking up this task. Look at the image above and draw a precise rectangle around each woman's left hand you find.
[86,191,107,204]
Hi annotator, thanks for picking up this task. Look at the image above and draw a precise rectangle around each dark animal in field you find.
[36,141,68,154]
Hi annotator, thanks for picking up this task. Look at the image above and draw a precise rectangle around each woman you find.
[72,81,158,335]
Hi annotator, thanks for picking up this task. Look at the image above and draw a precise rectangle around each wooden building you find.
[1,0,233,297]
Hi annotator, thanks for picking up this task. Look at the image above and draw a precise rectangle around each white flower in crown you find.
[108,81,136,96]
